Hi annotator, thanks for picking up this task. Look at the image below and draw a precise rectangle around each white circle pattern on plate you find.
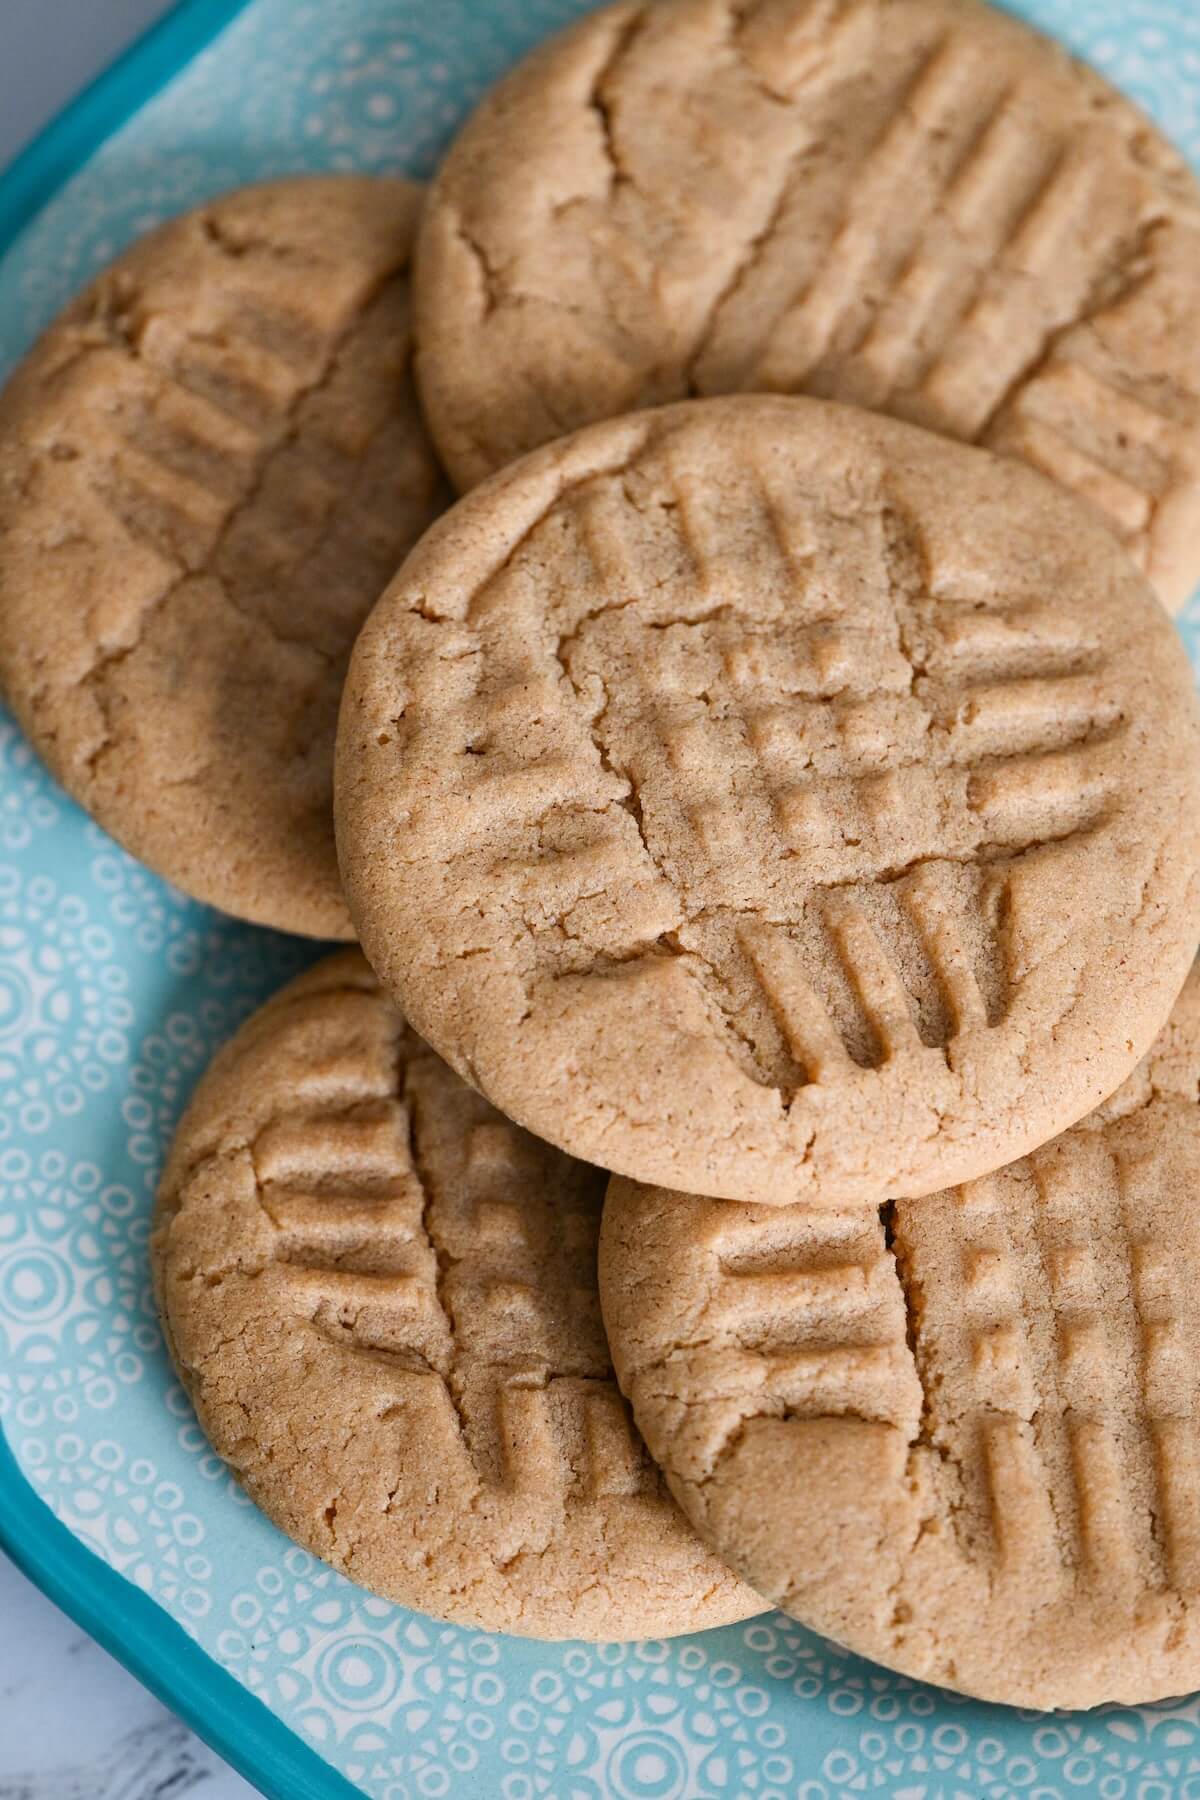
[1,0,1200,1794]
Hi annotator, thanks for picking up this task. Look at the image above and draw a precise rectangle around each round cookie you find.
[152,950,759,1638]
[0,177,448,938]
[600,962,1200,1707]
[335,394,1200,1208]
[416,0,1200,610]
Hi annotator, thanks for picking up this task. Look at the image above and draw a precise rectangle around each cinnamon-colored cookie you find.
[600,964,1200,1707]
[416,0,1200,609]
[0,177,448,937]
[335,395,1200,1207]
[152,950,759,1639]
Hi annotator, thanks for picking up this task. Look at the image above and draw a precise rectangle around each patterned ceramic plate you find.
[2,3,1200,1797]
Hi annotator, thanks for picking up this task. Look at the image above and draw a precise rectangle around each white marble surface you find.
[1,15,261,1799]
[0,1549,257,1796]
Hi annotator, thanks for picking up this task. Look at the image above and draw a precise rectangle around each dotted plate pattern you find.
[0,1,1199,1795]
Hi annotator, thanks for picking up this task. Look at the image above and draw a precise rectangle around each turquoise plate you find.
[2,3,1200,1796]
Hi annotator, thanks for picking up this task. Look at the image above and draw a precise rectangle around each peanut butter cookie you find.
[601,964,1200,1706]
[416,0,1200,609]
[336,395,1200,1206]
[153,950,759,1638]
[0,177,448,937]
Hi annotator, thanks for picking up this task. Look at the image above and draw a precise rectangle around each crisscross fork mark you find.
[690,1207,912,1426]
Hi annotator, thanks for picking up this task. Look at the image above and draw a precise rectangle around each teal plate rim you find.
[0,6,366,1794]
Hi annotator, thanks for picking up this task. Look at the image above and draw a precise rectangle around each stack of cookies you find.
[5,0,1200,1711]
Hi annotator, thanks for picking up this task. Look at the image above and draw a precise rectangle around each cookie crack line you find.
[683,134,821,391]
[441,1,799,363]
[660,926,798,1091]
[585,4,649,198]
[880,1200,968,1547]
[71,253,410,776]
[394,1036,470,1449]
[450,215,509,322]
[553,654,669,885]
[694,1398,896,1495]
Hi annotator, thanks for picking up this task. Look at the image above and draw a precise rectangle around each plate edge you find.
[0,1428,365,1800]
[0,5,374,1788]
[0,0,254,259]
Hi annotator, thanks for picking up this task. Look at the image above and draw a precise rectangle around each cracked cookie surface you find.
[415,0,1200,611]
[0,177,448,938]
[335,394,1200,1207]
[152,949,758,1637]
[600,964,1200,1706]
